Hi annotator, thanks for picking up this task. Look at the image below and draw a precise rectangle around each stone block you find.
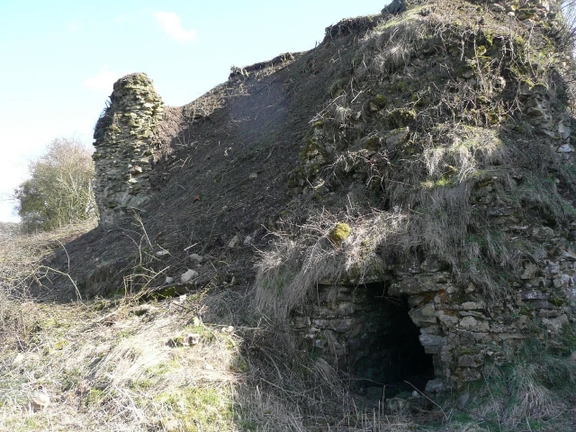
[497,333,524,341]
[558,120,571,140]
[420,255,444,272]
[420,325,443,335]
[317,306,338,319]
[521,263,539,280]
[544,261,561,276]
[557,144,575,153]
[471,332,492,343]
[436,311,459,328]
[409,303,437,326]
[521,290,549,301]
[419,334,445,354]
[385,127,410,147]
[543,314,569,332]
[391,273,450,295]
[425,378,445,393]
[459,316,490,332]
[180,269,198,283]
[460,301,485,310]
[336,301,356,315]
[329,318,356,333]
[459,311,487,319]
[312,319,327,328]
[456,367,482,382]
[458,354,483,368]
[291,316,310,329]
[553,274,571,288]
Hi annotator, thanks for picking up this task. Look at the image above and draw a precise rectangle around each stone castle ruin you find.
[93,73,164,226]
[90,0,576,394]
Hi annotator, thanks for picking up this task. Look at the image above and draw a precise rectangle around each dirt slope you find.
[43,16,381,300]
[47,0,576,308]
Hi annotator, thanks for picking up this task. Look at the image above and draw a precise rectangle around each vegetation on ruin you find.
[3,0,576,430]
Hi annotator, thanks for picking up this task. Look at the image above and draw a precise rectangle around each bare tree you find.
[14,138,97,232]
[562,0,576,46]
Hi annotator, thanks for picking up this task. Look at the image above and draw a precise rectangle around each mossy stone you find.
[329,223,351,245]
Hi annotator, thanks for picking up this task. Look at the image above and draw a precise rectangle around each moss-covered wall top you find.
[93,73,164,226]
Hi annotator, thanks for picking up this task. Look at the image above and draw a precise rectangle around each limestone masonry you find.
[93,73,164,226]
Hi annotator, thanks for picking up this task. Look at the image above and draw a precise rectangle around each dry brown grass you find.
[0,220,96,298]
[254,209,409,321]
[0,220,241,430]
[1,207,573,432]
[0,296,242,431]
[0,222,424,431]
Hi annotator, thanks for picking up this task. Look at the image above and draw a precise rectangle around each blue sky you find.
[0,0,386,222]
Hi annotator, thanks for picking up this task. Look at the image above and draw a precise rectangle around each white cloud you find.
[154,11,197,42]
[84,66,124,94]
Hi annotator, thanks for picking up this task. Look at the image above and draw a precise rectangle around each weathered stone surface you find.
[455,367,482,382]
[330,318,356,333]
[458,354,483,368]
[180,269,198,283]
[543,314,569,331]
[93,73,164,226]
[521,290,549,301]
[460,301,485,310]
[425,378,445,393]
[409,303,437,326]
[390,273,452,295]
[460,316,490,332]
[497,333,524,341]
[336,301,356,315]
[553,274,571,288]
[521,263,539,280]
[436,310,459,327]
[419,334,445,354]
[420,325,443,335]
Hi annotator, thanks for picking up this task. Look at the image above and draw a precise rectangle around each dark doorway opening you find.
[350,283,435,398]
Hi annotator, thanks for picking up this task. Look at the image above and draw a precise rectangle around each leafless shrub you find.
[562,0,576,47]
[367,20,428,75]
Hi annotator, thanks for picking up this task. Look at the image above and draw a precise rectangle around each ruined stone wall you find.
[93,73,164,226]
[474,0,561,20]
[288,0,576,392]
[291,220,576,392]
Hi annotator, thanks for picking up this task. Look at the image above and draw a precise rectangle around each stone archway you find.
[291,282,438,397]
[349,284,435,397]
